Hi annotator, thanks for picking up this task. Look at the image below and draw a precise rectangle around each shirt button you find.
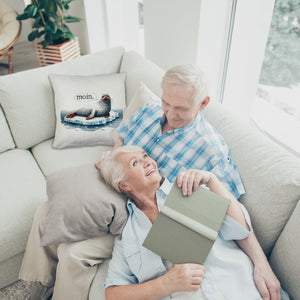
[157,138,160,142]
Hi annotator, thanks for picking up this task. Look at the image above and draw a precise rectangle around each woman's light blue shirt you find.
[104,180,288,300]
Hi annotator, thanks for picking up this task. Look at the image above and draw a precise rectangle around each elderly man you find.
[97,65,244,198]
[100,145,287,300]
[20,65,280,300]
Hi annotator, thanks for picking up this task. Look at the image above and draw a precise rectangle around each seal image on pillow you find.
[66,94,112,120]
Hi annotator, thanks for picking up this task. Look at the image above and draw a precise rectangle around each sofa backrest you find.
[0,47,125,150]
[120,51,164,105]
[202,101,300,255]
[0,104,15,153]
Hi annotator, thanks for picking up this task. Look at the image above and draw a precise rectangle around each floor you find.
[0,41,39,76]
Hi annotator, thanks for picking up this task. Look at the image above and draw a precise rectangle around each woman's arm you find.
[106,263,205,300]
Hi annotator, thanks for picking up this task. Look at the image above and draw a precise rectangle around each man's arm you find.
[176,169,281,300]
[236,233,281,300]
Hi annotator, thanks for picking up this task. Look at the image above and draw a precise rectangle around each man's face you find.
[117,150,162,193]
[161,83,201,129]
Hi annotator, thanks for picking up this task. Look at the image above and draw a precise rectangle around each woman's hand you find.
[161,264,205,294]
[176,169,214,196]
[95,150,112,170]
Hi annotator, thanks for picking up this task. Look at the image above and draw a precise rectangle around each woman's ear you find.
[118,182,131,193]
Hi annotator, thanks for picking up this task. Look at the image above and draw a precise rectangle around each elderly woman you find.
[100,145,288,300]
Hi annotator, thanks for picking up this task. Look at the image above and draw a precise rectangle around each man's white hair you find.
[100,145,144,193]
[161,64,209,105]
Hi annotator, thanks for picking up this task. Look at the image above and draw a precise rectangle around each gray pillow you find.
[41,164,128,246]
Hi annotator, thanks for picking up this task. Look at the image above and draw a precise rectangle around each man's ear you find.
[118,182,131,193]
[199,96,210,111]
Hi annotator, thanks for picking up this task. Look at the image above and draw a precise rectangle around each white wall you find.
[222,0,275,117]
[106,0,140,51]
[82,0,108,54]
[197,0,232,102]
[143,0,202,71]
[143,0,233,103]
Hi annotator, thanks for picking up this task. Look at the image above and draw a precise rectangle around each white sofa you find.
[0,47,299,300]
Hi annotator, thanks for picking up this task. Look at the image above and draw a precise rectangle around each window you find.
[250,0,300,156]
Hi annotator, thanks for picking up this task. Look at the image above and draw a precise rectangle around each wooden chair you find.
[0,2,22,74]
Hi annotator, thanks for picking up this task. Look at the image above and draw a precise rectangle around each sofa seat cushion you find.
[0,105,14,153]
[0,47,125,150]
[31,139,113,176]
[0,149,47,262]
[203,101,300,255]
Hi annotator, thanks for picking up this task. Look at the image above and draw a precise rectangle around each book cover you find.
[143,184,230,264]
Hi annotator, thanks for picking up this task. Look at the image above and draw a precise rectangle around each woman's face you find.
[116,150,162,193]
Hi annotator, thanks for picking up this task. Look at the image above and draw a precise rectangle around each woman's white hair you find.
[100,145,144,193]
[161,64,209,105]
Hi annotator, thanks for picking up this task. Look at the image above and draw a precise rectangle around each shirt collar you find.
[159,112,202,135]
[126,178,173,213]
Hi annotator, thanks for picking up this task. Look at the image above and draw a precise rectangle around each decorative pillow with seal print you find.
[49,73,126,149]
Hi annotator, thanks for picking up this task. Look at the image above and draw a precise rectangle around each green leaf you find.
[32,17,43,28]
[64,16,82,23]
[38,0,47,9]
[16,12,29,21]
[28,5,38,18]
[64,31,75,40]
[59,24,70,33]
[28,30,39,41]
[49,11,61,23]
[53,0,64,10]
[37,30,46,38]
[45,0,58,14]
[45,21,57,33]
[44,32,53,42]
[24,4,33,13]
[52,29,65,41]
[42,11,49,23]
[42,40,50,48]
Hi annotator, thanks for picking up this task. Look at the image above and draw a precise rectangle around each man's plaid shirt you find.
[118,101,245,199]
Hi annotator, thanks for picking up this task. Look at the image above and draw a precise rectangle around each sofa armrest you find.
[269,200,300,300]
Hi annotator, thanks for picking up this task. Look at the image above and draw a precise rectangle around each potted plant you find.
[17,0,82,66]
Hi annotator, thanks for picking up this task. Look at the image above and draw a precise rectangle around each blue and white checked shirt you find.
[118,101,245,199]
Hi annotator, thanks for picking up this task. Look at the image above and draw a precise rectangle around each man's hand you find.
[95,151,112,170]
[254,263,281,300]
[161,264,205,294]
[176,169,213,196]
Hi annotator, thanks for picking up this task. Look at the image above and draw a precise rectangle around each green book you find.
[143,184,230,264]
